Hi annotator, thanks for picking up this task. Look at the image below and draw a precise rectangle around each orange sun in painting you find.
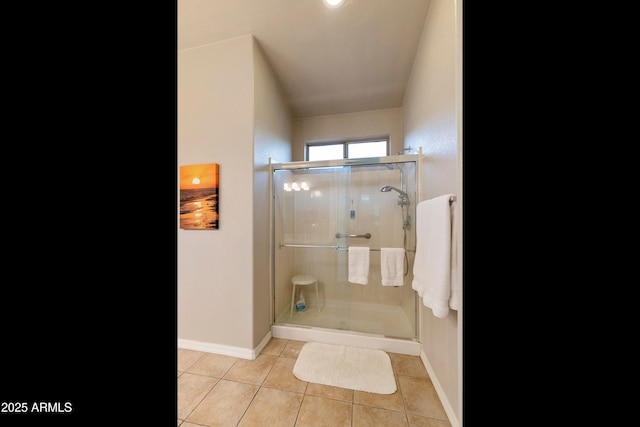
[180,164,219,190]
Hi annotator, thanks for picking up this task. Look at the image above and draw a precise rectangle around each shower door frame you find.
[269,152,422,339]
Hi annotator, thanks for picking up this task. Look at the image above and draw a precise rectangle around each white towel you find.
[412,194,456,318]
[448,201,461,310]
[348,246,370,285]
[381,248,405,286]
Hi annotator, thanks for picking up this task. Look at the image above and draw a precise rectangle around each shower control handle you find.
[335,233,371,239]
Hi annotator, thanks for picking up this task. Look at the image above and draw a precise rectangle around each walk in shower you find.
[270,154,420,349]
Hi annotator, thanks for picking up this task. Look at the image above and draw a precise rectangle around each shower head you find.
[381,185,411,227]
[380,185,407,197]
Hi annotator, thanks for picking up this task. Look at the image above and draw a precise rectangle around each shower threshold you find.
[271,324,421,356]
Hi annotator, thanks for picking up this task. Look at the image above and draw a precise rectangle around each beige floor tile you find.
[178,340,455,427]
[238,387,303,427]
[263,357,308,393]
[295,395,352,427]
[407,414,452,427]
[187,352,238,378]
[262,338,288,356]
[178,348,205,372]
[223,354,278,385]
[177,372,219,420]
[388,353,429,378]
[352,404,409,427]
[280,340,306,359]
[305,382,353,402]
[186,379,259,427]
[398,376,448,421]
[353,382,405,413]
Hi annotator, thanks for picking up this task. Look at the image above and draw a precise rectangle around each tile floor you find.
[178,338,451,427]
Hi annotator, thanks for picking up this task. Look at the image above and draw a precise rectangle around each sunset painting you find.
[180,163,219,230]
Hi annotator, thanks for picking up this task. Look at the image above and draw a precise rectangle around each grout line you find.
[179,374,221,424]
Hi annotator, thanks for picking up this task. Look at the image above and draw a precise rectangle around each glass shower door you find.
[272,157,418,340]
[333,166,352,331]
[334,162,418,338]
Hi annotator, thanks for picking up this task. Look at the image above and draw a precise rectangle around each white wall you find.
[252,38,293,346]
[292,108,404,161]
[178,35,292,354]
[178,36,255,350]
[402,0,462,425]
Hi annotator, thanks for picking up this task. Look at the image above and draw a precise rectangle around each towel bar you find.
[335,233,371,239]
[278,243,414,252]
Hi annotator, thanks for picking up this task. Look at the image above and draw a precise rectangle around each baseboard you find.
[253,330,273,357]
[178,330,273,360]
[420,351,460,427]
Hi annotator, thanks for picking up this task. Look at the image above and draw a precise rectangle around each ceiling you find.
[178,0,432,119]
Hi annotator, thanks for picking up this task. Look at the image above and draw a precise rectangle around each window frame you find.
[306,138,389,161]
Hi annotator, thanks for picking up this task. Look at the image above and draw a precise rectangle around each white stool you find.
[290,275,320,318]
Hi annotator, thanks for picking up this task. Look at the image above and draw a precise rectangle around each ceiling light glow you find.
[323,0,345,8]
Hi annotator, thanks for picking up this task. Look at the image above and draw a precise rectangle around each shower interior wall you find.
[272,158,418,339]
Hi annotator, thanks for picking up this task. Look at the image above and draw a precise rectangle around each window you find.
[307,139,388,161]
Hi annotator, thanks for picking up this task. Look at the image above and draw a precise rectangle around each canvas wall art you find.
[180,163,219,230]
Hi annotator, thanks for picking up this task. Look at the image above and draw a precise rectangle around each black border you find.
[2,2,178,425]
